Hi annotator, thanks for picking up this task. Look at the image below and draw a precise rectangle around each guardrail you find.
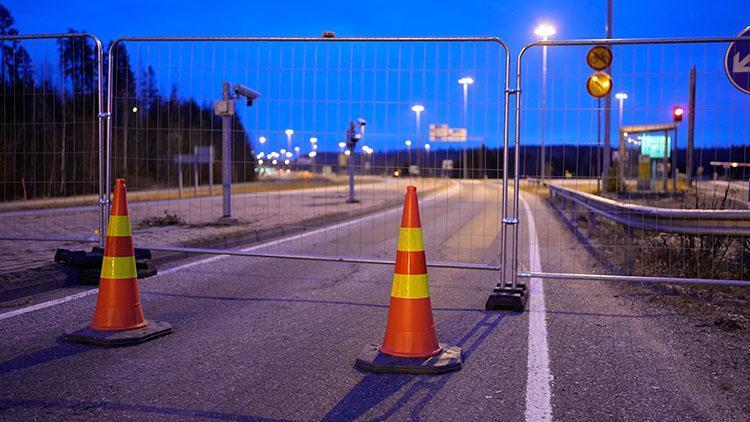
[548,184,750,237]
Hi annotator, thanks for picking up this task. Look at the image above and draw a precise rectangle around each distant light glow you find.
[285,129,294,135]
[259,136,266,144]
[284,159,290,165]
[309,137,318,144]
[458,77,474,85]
[308,151,317,158]
[344,149,351,156]
[131,106,138,112]
[338,142,346,149]
[615,92,628,100]
[411,104,424,113]
[285,152,293,158]
[534,23,556,39]
[294,146,300,152]
[272,159,278,165]
[405,140,412,147]
[424,143,431,151]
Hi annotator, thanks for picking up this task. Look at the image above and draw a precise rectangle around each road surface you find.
[0,181,748,420]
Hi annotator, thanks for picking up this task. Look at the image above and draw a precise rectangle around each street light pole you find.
[535,24,556,184]
[458,77,474,180]
[615,92,628,190]
[411,105,424,173]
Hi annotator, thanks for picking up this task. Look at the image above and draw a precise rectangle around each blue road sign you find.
[725,26,750,95]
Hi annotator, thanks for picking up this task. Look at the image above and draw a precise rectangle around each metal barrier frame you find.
[0,33,107,248]
[511,36,750,287]
[106,36,513,273]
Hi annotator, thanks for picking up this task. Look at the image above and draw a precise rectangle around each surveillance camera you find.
[357,118,367,126]
[233,84,260,106]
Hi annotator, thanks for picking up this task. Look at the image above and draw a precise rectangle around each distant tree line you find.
[0,4,255,202]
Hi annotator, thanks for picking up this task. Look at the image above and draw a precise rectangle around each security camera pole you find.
[345,119,366,203]
[214,82,260,224]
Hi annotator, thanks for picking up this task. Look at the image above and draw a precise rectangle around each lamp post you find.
[405,139,412,171]
[284,129,294,154]
[309,137,317,173]
[411,105,424,171]
[534,23,555,183]
[615,92,628,129]
[458,77,473,179]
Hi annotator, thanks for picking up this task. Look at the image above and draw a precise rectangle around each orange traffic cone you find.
[64,178,172,347]
[355,186,461,374]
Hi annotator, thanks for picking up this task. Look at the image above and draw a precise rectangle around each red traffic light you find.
[673,106,685,122]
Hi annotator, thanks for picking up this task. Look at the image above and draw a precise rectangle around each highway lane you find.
[1,180,748,420]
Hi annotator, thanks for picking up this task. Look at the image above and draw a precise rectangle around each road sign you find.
[724,26,750,95]
[429,124,467,142]
[586,72,613,98]
[586,45,612,71]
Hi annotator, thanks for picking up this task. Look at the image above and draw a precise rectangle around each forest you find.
[0,4,255,202]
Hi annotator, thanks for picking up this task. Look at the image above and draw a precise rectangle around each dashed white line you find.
[0,183,459,321]
[520,193,553,421]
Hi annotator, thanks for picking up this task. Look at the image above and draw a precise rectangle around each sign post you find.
[725,26,750,95]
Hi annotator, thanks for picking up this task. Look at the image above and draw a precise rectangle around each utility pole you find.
[602,0,613,184]
[218,82,236,224]
[687,66,696,187]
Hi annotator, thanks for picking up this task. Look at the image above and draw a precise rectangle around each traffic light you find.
[673,106,685,122]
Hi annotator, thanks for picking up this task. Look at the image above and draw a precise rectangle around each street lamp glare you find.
[338,142,346,149]
[131,106,138,113]
[615,92,628,100]
[405,140,412,147]
[424,143,431,151]
[309,137,317,143]
[285,129,294,135]
[458,77,474,85]
[534,24,556,39]
[259,136,266,144]
[411,104,425,113]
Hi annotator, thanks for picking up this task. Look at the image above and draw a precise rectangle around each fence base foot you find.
[345,198,360,204]
[63,320,173,347]
[355,343,462,375]
[216,216,238,225]
[55,247,156,285]
[485,282,527,312]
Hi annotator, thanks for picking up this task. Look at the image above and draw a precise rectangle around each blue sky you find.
[4,1,749,154]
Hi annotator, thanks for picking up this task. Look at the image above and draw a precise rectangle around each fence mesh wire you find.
[0,34,103,273]
[516,40,750,281]
[108,39,509,267]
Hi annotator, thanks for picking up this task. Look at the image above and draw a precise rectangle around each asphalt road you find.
[0,180,748,420]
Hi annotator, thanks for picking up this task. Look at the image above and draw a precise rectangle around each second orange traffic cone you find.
[380,186,441,358]
[64,178,172,347]
[355,186,461,374]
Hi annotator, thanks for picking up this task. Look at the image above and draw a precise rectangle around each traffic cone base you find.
[356,186,462,374]
[63,178,172,347]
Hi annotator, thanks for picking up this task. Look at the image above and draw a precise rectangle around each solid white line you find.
[0,289,98,322]
[520,193,553,421]
[0,183,459,321]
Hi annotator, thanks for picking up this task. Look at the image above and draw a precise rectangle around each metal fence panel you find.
[513,36,750,285]
[0,33,105,273]
[106,37,511,270]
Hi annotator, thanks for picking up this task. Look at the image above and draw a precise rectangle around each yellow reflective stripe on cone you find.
[397,228,424,252]
[107,215,132,237]
[100,256,137,279]
[391,273,430,299]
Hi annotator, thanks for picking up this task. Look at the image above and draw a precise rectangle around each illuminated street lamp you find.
[284,129,294,152]
[259,136,266,145]
[411,105,424,168]
[535,23,556,183]
[615,92,628,129]
[458,77,474,179]
[405,139,413,167]
[131,106,138,113]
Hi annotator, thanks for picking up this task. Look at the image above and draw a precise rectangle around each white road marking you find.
[520,193,553,421]
[0,290,98,322]
[0,183,459,321]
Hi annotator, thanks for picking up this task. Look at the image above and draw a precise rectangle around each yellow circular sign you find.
[586,45,612,71]
[586,72,613,98]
